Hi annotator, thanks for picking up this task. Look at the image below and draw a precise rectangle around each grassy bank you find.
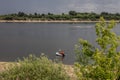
[0,57,76,80]
[0,62,76,80]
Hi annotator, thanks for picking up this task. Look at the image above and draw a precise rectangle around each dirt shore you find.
[0,20,119,23]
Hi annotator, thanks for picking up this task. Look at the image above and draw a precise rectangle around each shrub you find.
[74,17,120,80]
[0,54,69,80]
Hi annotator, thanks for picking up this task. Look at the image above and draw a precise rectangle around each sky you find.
[0,0,120,14]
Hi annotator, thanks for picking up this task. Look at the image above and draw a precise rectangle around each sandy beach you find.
[0,20,119,23]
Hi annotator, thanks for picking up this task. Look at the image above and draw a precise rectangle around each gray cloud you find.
[0,0,120,14]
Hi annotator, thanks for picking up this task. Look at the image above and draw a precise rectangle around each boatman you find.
[59,49,65,60]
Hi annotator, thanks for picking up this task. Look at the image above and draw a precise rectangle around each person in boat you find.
[59,49,65,60]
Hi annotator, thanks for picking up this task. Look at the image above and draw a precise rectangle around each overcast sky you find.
[0,0,120,14]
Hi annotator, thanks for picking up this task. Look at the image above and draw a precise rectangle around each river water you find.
[0,22,120,64]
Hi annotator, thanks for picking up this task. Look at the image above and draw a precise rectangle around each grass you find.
[0,63,76,80]
[0,55,76,80]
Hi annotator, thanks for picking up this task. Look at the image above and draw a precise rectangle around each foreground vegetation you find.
[0,55,70,80]
[0,11,120,21]
[74,17,120,80]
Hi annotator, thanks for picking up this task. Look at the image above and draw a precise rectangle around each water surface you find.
[0,22,119,64]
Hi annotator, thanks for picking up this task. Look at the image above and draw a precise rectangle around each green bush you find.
[74,17,120,80]
[0,55,69,80]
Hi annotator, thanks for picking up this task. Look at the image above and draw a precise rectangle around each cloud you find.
[0,0,120,14]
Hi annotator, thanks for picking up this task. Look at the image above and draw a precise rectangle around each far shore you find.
[0,20,120,23]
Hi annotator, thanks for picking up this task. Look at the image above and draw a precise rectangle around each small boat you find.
[56,52,62,56]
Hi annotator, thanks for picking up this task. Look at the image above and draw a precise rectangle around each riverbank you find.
[0,62,14,72]
[0,20,119,23]
[0,62,76,80]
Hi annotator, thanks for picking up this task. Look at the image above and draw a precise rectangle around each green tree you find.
[69,11,77,16]
[74,17,120,80]
[18,12,26,17]
[34,12,37,16]
[48,12,53,15]
[3,15,13,20]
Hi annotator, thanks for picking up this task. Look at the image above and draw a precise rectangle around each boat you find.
[56,52,62,56]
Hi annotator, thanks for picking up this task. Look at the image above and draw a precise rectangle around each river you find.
[0,22,119,64]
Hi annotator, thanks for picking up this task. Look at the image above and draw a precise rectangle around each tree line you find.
[0,11,120,21]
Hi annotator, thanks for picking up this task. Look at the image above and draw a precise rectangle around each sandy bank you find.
[0,20,119,23]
